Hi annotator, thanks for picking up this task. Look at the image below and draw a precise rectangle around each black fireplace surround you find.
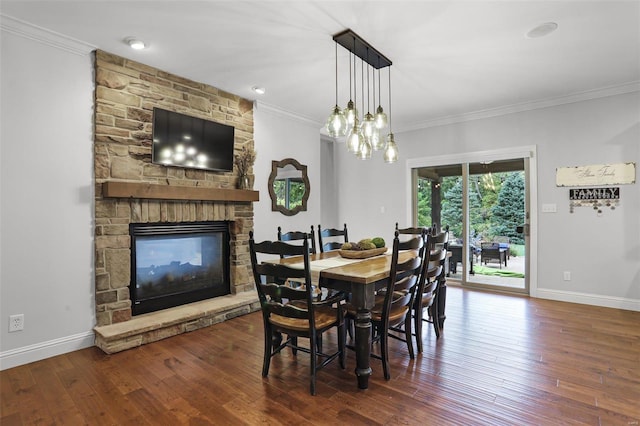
[130,221,231,315]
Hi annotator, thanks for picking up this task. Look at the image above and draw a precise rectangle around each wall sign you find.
[569,187,620,200]
[569,187,620,214]
[556,162,635,187]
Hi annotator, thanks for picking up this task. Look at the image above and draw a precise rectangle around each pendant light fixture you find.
[360,49,376,145]
[383,67,399,164]
[346,117,363,153]
[370,59,385,151]
[346,40,362,153]
[344,49,358,126]
[326,43,347,137]
[357,57,372,160]
[328,29,397,163]
[374,62,388,130]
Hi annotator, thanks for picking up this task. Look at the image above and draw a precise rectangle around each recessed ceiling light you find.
[526,22,558,39]
[252,86,266,95]
[124,37,147,50]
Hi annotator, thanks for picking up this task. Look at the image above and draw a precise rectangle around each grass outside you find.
[510,244,525,257]
[473,265,524,278]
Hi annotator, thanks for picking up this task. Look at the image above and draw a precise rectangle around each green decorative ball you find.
[372,237,385,248]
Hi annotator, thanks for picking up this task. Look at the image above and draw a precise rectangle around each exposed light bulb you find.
[374,105,387,129]
[383,134,398,163]
[326,105,348,137]
[371,127,384,151]
[344,100,358,126]
[361,113,375,139]
[346,119,362,153]
[357,139,372,160]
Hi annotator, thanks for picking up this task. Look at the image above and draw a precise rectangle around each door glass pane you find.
[467,161,526,290]
[416,164,462,233]
[416,164,464,278]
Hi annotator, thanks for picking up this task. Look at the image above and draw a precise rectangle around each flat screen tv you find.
[152,107,235,172]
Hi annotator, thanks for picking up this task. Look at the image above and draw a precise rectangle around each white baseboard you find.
[0,331,95,371]
[535,288,640,312]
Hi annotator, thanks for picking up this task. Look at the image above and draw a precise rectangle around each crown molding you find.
[0,14,95,56]
[255,101,323,129]
[399,81,640,133]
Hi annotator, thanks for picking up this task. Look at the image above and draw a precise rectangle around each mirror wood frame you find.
[268,158,310,216]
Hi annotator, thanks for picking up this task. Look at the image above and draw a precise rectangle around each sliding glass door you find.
[411,150,532,294]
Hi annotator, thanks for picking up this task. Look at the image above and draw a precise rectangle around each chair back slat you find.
[267,301,310,319]
[277,225,317,255]
[420,248,446,295]
[318,223,348,253]
[395,222,430,239]
[254,263,308,281]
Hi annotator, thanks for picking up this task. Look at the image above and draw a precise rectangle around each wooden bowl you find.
[338,247,387,259]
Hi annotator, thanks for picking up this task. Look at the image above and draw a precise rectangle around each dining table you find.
[274,249,420,390]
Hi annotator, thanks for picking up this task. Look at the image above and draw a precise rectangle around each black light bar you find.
[332,29,392,69]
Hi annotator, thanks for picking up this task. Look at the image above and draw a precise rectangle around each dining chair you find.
[395,222,430,240]
[427,227,450,335]
[413,233,447,353]
[394,222,430,261]
[277,225,317,257]
[249,231,346,395]
[318,223,349,253]
[344,230,424,380]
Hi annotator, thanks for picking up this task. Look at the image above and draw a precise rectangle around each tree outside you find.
[273,178,305,209]
[488,172,525,244]
[418,170,525,244]
[417,178,431,227]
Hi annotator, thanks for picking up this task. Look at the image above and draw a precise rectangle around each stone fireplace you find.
[92,50,260,353]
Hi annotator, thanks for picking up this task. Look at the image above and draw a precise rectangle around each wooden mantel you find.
[102,181,259,202]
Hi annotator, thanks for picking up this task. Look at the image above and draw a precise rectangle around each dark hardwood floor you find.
[2,286,639,425]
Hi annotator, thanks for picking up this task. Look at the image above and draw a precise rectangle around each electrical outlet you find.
[9,314,24,332]
[563,271,571,281]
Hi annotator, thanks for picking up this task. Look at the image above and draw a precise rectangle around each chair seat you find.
[270,306,338,332]
[345,301,409,324]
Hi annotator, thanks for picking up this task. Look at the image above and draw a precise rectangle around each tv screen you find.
[152,107,235,172]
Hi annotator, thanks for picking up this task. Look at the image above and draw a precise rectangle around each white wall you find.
[0,24,96,369]
[336,92,640,310]
[252,104,324,243]
[320,136,339,228]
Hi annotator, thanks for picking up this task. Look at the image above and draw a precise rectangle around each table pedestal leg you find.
[354,309,372,389]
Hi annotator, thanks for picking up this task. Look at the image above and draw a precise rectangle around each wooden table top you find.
[275,250,418,285]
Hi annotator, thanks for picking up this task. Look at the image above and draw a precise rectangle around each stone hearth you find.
[94,292,259,354]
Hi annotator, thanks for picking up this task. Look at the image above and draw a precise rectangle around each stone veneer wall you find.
[94,50,255,327]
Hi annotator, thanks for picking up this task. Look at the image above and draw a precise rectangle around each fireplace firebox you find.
[130,221,231,315]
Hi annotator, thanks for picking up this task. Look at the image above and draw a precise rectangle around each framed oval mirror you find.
[268,158,310,216]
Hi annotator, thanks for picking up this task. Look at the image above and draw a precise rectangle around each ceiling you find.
[2,1,639,131]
